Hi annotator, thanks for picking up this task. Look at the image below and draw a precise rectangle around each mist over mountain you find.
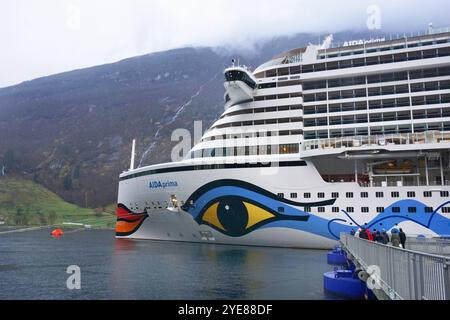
[0,30,385,207]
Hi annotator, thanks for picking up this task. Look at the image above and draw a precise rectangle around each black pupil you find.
[217,197,248,236]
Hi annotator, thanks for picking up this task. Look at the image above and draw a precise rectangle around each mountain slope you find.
[0,176,114,227]
[0,47,228,206]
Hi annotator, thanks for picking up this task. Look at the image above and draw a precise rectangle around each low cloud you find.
[1,0,449,87]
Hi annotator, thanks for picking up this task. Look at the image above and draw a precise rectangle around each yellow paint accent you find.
[244,202,275,229]
[203,202,226,231]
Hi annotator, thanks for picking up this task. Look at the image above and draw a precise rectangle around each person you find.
[392,224,399,234]
[372,229,378,241]
[359,228,368,240]
[365,228,373,241]
[376,231,383,243]
[354,228,361,237]
[350,229,356,236]
[381,229,390,244]
[391,229,401,247]
[399,228,406,249]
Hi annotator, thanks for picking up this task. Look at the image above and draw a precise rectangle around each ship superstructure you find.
[116,28,450,249]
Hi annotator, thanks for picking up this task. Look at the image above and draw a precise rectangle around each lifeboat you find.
[51,228,64,237]
[373,160,413,174]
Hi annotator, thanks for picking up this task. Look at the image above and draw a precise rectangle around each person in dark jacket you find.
[359,228,368,239]
[399,228,407,248]
[381,229,390,244]
[350,229,356,236]
[372,229,378,241]
[376,231,383,243]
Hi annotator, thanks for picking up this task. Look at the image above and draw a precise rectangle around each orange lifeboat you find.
[51,229,64,237]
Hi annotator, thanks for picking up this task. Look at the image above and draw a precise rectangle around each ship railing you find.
[327,27,450,50]
[303,131,450,151]
[324,177,450,188]
[362,180,450,188]
[340,233,450,300]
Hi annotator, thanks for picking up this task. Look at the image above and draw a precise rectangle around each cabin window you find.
[279,144,299,154]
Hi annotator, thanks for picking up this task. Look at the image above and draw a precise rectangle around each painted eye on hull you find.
[196,196,308,237]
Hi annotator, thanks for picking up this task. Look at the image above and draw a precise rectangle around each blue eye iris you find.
[215,197,249,236]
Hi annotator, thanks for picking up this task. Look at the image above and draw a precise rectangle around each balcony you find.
[303,131,450,151]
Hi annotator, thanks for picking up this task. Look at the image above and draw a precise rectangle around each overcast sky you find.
[1,0,449,88]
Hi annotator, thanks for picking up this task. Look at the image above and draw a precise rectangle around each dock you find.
[340,233,450,300]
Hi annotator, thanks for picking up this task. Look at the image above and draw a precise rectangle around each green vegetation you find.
[0,177,115,228]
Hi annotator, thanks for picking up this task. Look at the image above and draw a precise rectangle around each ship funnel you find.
[320,34,334,50]
[130,139,136,171]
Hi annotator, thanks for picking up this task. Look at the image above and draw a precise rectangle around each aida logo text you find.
[149,180,179,189]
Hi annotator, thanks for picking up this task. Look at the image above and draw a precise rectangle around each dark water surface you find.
[0,229,334,299]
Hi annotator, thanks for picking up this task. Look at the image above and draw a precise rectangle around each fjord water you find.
[0,229,332,299]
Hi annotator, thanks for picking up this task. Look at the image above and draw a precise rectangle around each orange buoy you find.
[51,228,64,237]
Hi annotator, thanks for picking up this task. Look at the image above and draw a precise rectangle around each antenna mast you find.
[130,139,136,171]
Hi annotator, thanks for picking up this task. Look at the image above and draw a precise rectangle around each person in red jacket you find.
[366,228,373,241]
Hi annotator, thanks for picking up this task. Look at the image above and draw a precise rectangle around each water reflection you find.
[110,239,329,299]
[114,238,137,251]
[1,230,330,300]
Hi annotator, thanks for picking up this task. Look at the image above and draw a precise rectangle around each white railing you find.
[303,131,450,151]
[366,181,450,187]
[341,233,450,300]
[327,28,450,50]
[406,237,450,256]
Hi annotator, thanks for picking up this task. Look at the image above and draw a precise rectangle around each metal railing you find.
[367,181,450,187]
[303,131,450,151]
[341,233,450,300]
[326,27,450,50]
[406,237,450,256]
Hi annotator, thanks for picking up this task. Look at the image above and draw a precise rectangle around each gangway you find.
[340,233,450,300]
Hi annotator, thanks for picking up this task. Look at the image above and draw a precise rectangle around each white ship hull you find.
[116,159,450,249]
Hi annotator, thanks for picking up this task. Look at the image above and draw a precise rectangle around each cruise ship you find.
[116,28,450,249]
